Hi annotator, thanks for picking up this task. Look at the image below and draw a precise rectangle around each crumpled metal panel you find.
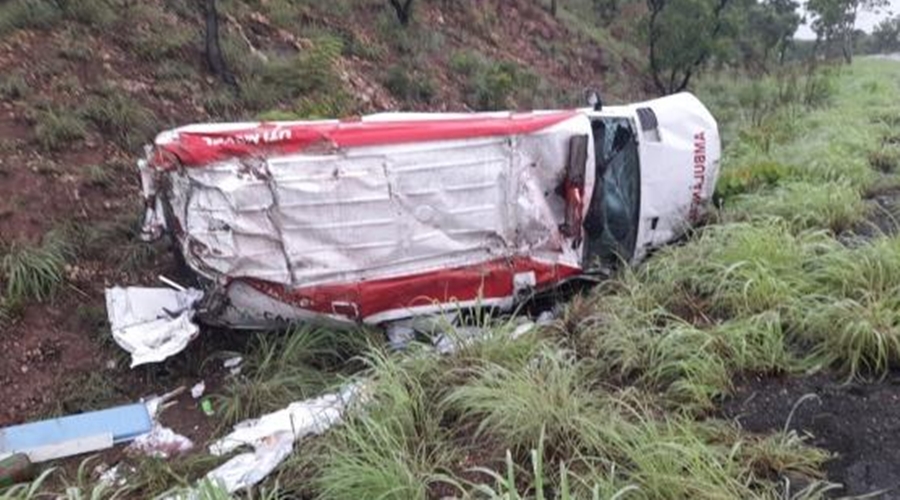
[163,117,592,294]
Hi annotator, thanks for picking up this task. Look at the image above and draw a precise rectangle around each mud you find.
[722,372,900,499]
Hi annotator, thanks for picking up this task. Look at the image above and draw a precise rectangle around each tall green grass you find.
[313,348,461,500]
[1,229,74,303]
[216,325,371,424]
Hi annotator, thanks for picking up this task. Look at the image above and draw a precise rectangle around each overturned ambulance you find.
[135,93,720,331]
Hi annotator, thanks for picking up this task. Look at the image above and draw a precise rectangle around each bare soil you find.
[722,372,900,499]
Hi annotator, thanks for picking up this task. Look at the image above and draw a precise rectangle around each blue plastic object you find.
[0,403,152,456]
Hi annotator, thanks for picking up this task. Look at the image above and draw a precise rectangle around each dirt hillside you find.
[0,0,645,427]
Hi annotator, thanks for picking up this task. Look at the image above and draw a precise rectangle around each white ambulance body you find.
[136,92,720,328]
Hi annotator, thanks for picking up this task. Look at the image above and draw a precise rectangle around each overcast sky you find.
[794,0,899,38]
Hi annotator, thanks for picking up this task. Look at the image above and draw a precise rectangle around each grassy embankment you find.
[4,61,900,499]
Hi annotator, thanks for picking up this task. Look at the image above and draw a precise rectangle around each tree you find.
[871,15,900,53]
[551,0,559,16]
[727,0,801,71]
[767,0,803,64]
[389,0,415,25]
[646,0,733,94]
[806,0,887,63]
[203,0,237,89]
[593,0,620,24]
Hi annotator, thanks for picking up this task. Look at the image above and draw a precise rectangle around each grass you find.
[0,72,30,101]
[383,63,436,104]
[53,371,127,416]
[1,229,73,304]
[725,181,868,233]
[0,0,63,36]
[449,49,543,110]
[33,108,88,151]
[236,36,350,116]
[0,0,117,37]
[81,89,157,151]
[216,325,371,425]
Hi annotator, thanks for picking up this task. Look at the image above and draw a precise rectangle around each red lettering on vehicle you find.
[689,131,706,221]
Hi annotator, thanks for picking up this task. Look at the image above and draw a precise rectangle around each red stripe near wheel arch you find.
[239,257,581,322]
[151,111,579,169]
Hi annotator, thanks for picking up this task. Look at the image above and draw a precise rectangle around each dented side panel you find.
[152,114,594,325]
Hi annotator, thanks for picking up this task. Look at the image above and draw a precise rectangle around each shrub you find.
[82,89,157,151]
[444,348,616,456]
[449,50,542,110]
[33,109,88,151]
[2,229,73,303]
[128,26,192,62]
[715,160,790,201]
[638,221,832,319]
[868,146,900,173]
[56,0,117,26]
[200,91,240,119]
[0,0,63,36]
[727,181,867,233]
[383,64,435,103]
[790,235,900,378]
[0,0,116,35]
[239,36,344,112]
[803,70,836,108]
[0,72,30,100]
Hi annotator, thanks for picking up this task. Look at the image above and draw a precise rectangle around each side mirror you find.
[584,88,603,111]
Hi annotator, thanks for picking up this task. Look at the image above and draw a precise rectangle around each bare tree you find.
[389,0,415,25]
[203,0,238,89]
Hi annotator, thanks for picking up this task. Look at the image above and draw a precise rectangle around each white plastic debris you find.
[126,425,194,459]
[171,383,363,494]
[223,356,243,376]
[432,317,545,355]
[432,326,489,354]
[97,464,126,488]
[128,387,193,459]
[205,432,294,492]
[537,310,557,325]
[190,381,206,400]
[105,287,204,367]
[386,323,416,351]
[211,383,363,456]
[512,321,536,339]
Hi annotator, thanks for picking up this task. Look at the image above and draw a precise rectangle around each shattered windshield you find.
[583,117,641,269]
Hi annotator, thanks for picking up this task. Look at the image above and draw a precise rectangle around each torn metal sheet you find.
[105,287,204,367]
[136,93,720,330]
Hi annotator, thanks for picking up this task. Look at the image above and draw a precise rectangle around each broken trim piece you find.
[105,286,204,367]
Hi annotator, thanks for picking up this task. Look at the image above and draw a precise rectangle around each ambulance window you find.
[583,117,641,269]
